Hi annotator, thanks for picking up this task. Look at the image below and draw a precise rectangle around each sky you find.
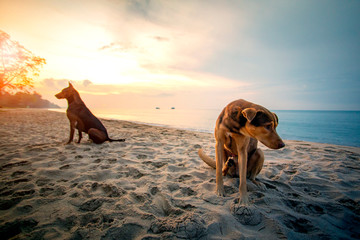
[1,0,359,110]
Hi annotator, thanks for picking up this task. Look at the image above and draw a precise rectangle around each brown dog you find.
[198,99,284,205]
[55,83,125,144]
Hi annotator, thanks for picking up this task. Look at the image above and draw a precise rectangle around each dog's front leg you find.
[77,130,82,143]
[215,140,226,196]
[238,150,249,205]
[67,121,75,144]
[234,136,250,205]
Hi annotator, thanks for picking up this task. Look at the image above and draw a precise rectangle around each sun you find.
[85,52,143,85]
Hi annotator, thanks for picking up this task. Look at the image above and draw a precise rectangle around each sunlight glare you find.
[87,53,141,85]
[1,39,20,69]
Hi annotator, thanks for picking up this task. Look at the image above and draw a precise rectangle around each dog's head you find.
[240,108,285,149]
[55,82,75,99]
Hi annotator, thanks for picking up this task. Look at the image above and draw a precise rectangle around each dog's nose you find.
[278,142,285,149]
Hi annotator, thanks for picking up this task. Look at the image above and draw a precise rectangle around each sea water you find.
[275,110,360,147]
[51,108,360,147]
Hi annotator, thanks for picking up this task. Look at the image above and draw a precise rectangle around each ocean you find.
[51,108,360,147]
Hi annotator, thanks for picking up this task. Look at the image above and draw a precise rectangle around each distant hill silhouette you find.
[0,91,59,108]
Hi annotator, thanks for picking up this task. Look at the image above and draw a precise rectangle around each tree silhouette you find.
[0,30,46,94]
[0,91,59,108]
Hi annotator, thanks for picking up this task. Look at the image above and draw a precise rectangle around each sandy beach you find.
[0,108,359,239]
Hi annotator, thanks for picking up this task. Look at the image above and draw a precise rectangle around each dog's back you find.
[67,100,108,135]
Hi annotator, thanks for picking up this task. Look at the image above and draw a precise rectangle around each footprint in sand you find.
[0,198,22,210]
[130,192,150,203]
[167,183,180,192]
[0,160,31,171]
[283,214,318,234]
[126,167,145,179]
[93,159,102,163]
[0,218,38,239]
[39,186,66,197]
[150,212,207,239]
[7,178,31,186]
[283,199,324,215]
[107,159,117,164]
[0,187,35,211]
[11,171,28,177]
[178,174,192,182]
[149,186,160,195]
[101,184,126,198]
[136,154,147,160]
[53,215,78,231]
[101,223,144,240]
[12,189,35,198]
[15,204,33,214]
[180,187,196,196]
[59,164,70,170]
[172,199,196,211]
[230,199,262,226]
[79,198,105,212]
[36,178,51,187]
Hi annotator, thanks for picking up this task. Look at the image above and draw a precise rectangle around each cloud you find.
[82,79,92,87]
[98,42,139,52]
[37,78,93,96]
[151,36,169,42]
[98,0,241,72]
[98,42,118,51]
[42,78,69,90]
[125,0,151,19]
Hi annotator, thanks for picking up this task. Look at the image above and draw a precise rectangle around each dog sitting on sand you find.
[55,82,125,144]
[198,99,285,205]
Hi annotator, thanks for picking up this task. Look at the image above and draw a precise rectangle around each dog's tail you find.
[198,148,216,169]
[108,138,125,142]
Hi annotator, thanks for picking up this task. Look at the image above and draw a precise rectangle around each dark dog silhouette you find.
[55,83,125,144]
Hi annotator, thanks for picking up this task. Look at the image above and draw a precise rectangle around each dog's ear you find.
[272,112,279,126]
[68,82,73,88]
[242,108,257,122]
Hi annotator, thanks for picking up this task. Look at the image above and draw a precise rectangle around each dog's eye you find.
[265,124,272,130]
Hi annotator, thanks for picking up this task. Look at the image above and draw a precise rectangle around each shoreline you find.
[0,108,359,239]
[47,108,360,149]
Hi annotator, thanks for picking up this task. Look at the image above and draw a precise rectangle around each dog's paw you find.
[216,186,225,197]
[238,192,249,206]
